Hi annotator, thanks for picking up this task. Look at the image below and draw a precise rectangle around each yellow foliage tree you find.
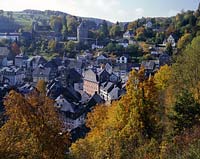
[70,68,162,159]
[0,90,69,159]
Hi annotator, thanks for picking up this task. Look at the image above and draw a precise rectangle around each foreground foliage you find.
[0,90,69,159]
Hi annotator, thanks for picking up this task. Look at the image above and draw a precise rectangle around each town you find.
[0,3,200,158]
[0,9,175,139]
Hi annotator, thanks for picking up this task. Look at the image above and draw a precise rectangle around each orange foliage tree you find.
[0,90,69,159]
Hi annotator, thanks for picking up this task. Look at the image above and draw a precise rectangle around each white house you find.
[0,33,20,42]
[116,56,128,64]
[145,21,153,28]
[167,35,176,47]
[92,44,104,50]
[55,94,85,131]
[163,34,176,47]
[123,30,134,39]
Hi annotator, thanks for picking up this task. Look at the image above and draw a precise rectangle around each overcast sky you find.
[0,0,198,22]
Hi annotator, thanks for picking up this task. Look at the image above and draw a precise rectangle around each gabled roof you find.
[87,93,105,108]
[141,61,155,70]
[84,69,98,83]
[96,54,107,60]
[30,56,47,65]
[101,81,114,92]
[32,66,51,76]
[108,87,120,97]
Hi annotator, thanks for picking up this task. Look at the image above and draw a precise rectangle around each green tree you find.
[109,23,121,38]
[172,36,200,101]
[170,90,200,134]
[99,20,109,38]
[125,44,139,57]
[165,42,173,56]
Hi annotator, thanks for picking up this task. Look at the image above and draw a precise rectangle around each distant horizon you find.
[0,0,198,22]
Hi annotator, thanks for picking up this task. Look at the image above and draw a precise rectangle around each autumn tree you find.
[71,68,162,159]
[36,79,46,94]
[0,90,69,159]
[11,42,20,55]
[177,33,192,51]
[154,65,172,90]
[48,39,57,52]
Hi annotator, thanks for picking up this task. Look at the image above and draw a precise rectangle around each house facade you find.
[0,66,25,85]
[83,69,99,96]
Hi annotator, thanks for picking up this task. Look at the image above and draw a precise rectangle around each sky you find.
[0,0,199,22]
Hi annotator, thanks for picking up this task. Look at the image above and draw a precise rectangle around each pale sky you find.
[0,0,198,22]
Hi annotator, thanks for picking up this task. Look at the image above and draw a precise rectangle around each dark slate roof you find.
[87,93,105,108]
[46,79,81,102]
[101,81,114,92]
[30,56,47,65]
[44,60,58,69]
[68,68,82,83]
[18,83,34,94]
[32,65,51,77]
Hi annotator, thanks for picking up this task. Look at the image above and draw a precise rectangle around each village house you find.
[0,66,25,85]
[145,21,153,28]
[123,30,134,39]
[116,56,128,64]
[0,32,20,42]
[55,94,85,131]
[0,47,11,67]
[83,69,99,96]
[14,54,29,68]
[27,56,47,69]
[32,65,57,82]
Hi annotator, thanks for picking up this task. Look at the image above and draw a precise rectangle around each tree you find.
[64,40,76,52]
[177,33,192,51]
[109,24,121,38]
[67,16,79,35]
[0,90,69,158]
[11,42,20,55]
[165,42,173,56]
[172,36,200,101]
[125,44,139,57]
[136,27,146,41]
[99,20,109,38]
[127,21,137,31]
[169,90,200,134]
[154,65,172,90]
[36,80,46,94]
[61,25,68,40]
[71,68,162,159]
[50,16,63,33]
[48,39,57,52]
